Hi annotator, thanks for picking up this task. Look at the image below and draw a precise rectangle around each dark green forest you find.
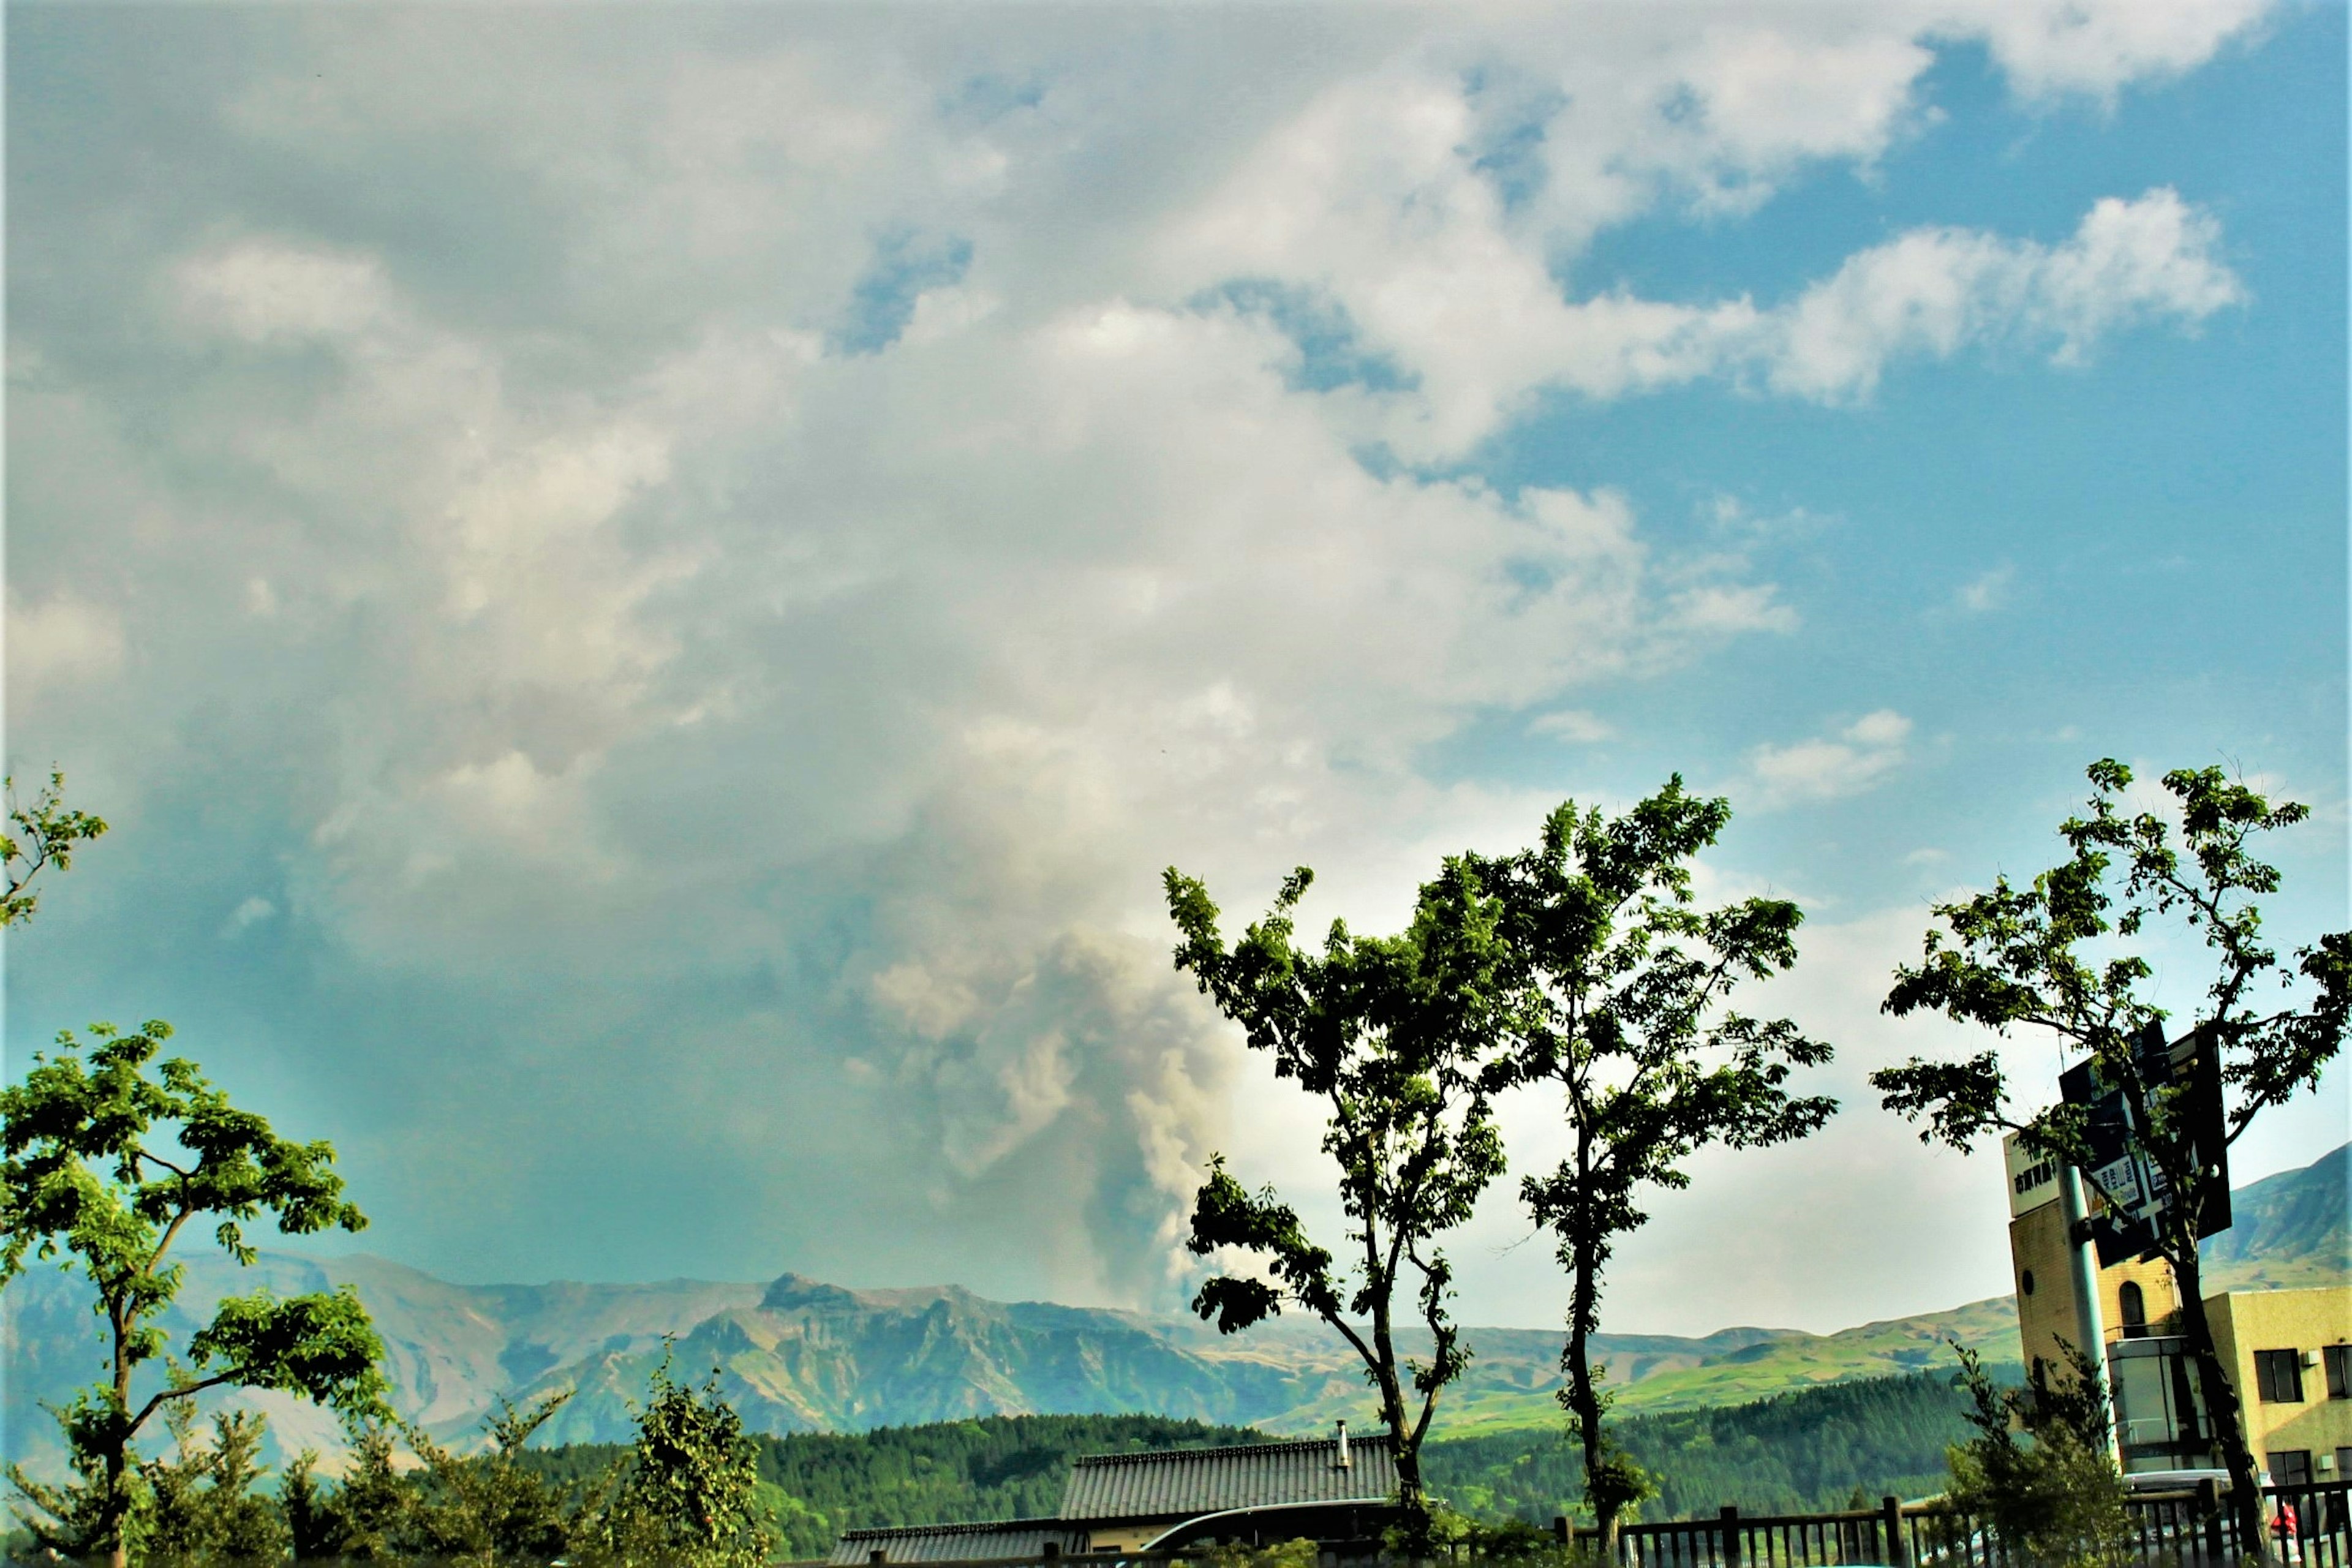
[514,1367,2013,1558]
[1423,1365,2022,1525]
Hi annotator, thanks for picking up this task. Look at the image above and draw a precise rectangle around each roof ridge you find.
[840,1520,1073,1539]
[1072,1434,1392,1467]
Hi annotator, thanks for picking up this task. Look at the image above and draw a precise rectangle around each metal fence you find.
[1593,1482,2351,1568]
[811,1480,2352,1568]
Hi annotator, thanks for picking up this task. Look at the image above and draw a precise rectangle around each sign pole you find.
[2059,1163,2120,1463]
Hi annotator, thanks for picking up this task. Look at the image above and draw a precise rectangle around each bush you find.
[1940,1344,2130,1568]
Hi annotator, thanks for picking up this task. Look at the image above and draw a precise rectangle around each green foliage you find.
[1871,759,2350,1550]
[1938,1345,2130,1568]
[576,1352,778,1568]
[143,1404,289,1567]
[1166,858,1517,1514]
[7,1423,139,1562]
[0,1022,385,1567]
[1408,1509,1567,1562]
[286,1421,413,1561]
[1200,1537,1322,1568]
[1420,1366,2016,1523]
[522,1413,1276,1561]
[2,769,107,928]
[1464,781,1836,1541]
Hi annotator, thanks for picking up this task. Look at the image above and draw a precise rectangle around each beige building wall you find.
[2204,1287,2352,1482]
[1999,1143,2348,1480]
[2007,1197,2182,1379]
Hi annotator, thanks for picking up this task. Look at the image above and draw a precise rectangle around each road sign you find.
[2057,1024,2231,1267]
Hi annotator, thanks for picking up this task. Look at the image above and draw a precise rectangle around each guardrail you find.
[1585,1480,2348,1568]
[815,1479,2351,1568]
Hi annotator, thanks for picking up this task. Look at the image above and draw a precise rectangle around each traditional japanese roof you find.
[829,1520,1091,1565]
[1056,1434,1398,1523]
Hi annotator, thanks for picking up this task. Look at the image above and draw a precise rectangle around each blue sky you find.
[5,1,2345,1339]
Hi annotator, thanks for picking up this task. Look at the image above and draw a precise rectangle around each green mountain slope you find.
[1423,1365,2023,1521]
[509,1368,2012,1555]
[2200,1143,2348,1291]
[6,1143,2339,1474]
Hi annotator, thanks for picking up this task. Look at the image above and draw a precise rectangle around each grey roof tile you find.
[830,1521,1091,1564]
[1057,1435,1397,1522]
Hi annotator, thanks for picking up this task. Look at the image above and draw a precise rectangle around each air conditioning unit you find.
[2302,1349,2320,1369]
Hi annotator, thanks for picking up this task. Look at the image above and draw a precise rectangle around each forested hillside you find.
[1423,1365,2020,1523]
[514,1367,2015,1558]
[522,1414,1275,1559]
[7,1146,2335,1480]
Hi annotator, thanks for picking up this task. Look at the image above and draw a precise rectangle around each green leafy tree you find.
[399,1393,576,1567]
[1940,1343,2130,1568]
[2,769,107,929]
[1468,782,1836,1551]
[1166,858,1517,1528]
[1872,761,2348,1552]
[0,1021,388,1568]
[284,1422,415,1562]
[141,1402,290,1567]
[582,1352,778,1568]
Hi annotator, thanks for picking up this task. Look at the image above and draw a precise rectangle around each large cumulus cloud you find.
[4,1,2268,1310]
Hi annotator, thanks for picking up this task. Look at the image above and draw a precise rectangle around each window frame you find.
[2266,1449,2313,1489]
[2255,1349,2306,1404]
[2324,1343,2350,1401]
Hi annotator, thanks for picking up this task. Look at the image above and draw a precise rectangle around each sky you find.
[4,0,2345,1341]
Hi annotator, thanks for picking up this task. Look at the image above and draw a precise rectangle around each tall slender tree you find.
[1469,782,1836,1550]
[1167,857,1517,1529]
[1,1022,388,1568]
[1873,760,2348,1555]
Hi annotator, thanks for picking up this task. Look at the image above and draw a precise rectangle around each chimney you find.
[1333,1419,1351,1470]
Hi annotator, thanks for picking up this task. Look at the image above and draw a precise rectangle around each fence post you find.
[1882,1497,1909,1568]
[1555,1518,1570,1546]
[1722,1506,1742,1568]
[2197,1478,2223,1567]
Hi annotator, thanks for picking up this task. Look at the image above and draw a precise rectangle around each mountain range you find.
[4,1142,2341,1476]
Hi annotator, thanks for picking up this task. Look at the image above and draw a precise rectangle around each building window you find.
[2325,1344,2350,1400]
[2337,1447,2352,1481]
[2119,1281,2146,1336]
[2267,1450,2313,1488]
[2255,1350,2305,1404]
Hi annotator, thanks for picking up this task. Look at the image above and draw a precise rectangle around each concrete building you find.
[2206,1286,2352,1488]
[2002,1136,2352,1483]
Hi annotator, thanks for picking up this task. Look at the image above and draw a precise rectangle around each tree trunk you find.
[108,1296,134,1568]
[2169,1243,2267,1558]
[1564,1248,1618,1556]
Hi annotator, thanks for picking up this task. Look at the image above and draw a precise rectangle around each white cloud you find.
[1528,709,1613,744]
[0,0,2280,1307]
[174,241,393,344]
[1763,188,2241,402]
[1751,710,1916,804]
[221,896,277,938]
[1956,565,2014,613]
[1935,0,2271,104]
[7,591,127,703]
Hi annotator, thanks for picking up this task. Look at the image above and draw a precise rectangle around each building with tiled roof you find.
[1058,1429,1398,1551]
[829,1520,1092,1566]
[830,1425,1401,1563]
